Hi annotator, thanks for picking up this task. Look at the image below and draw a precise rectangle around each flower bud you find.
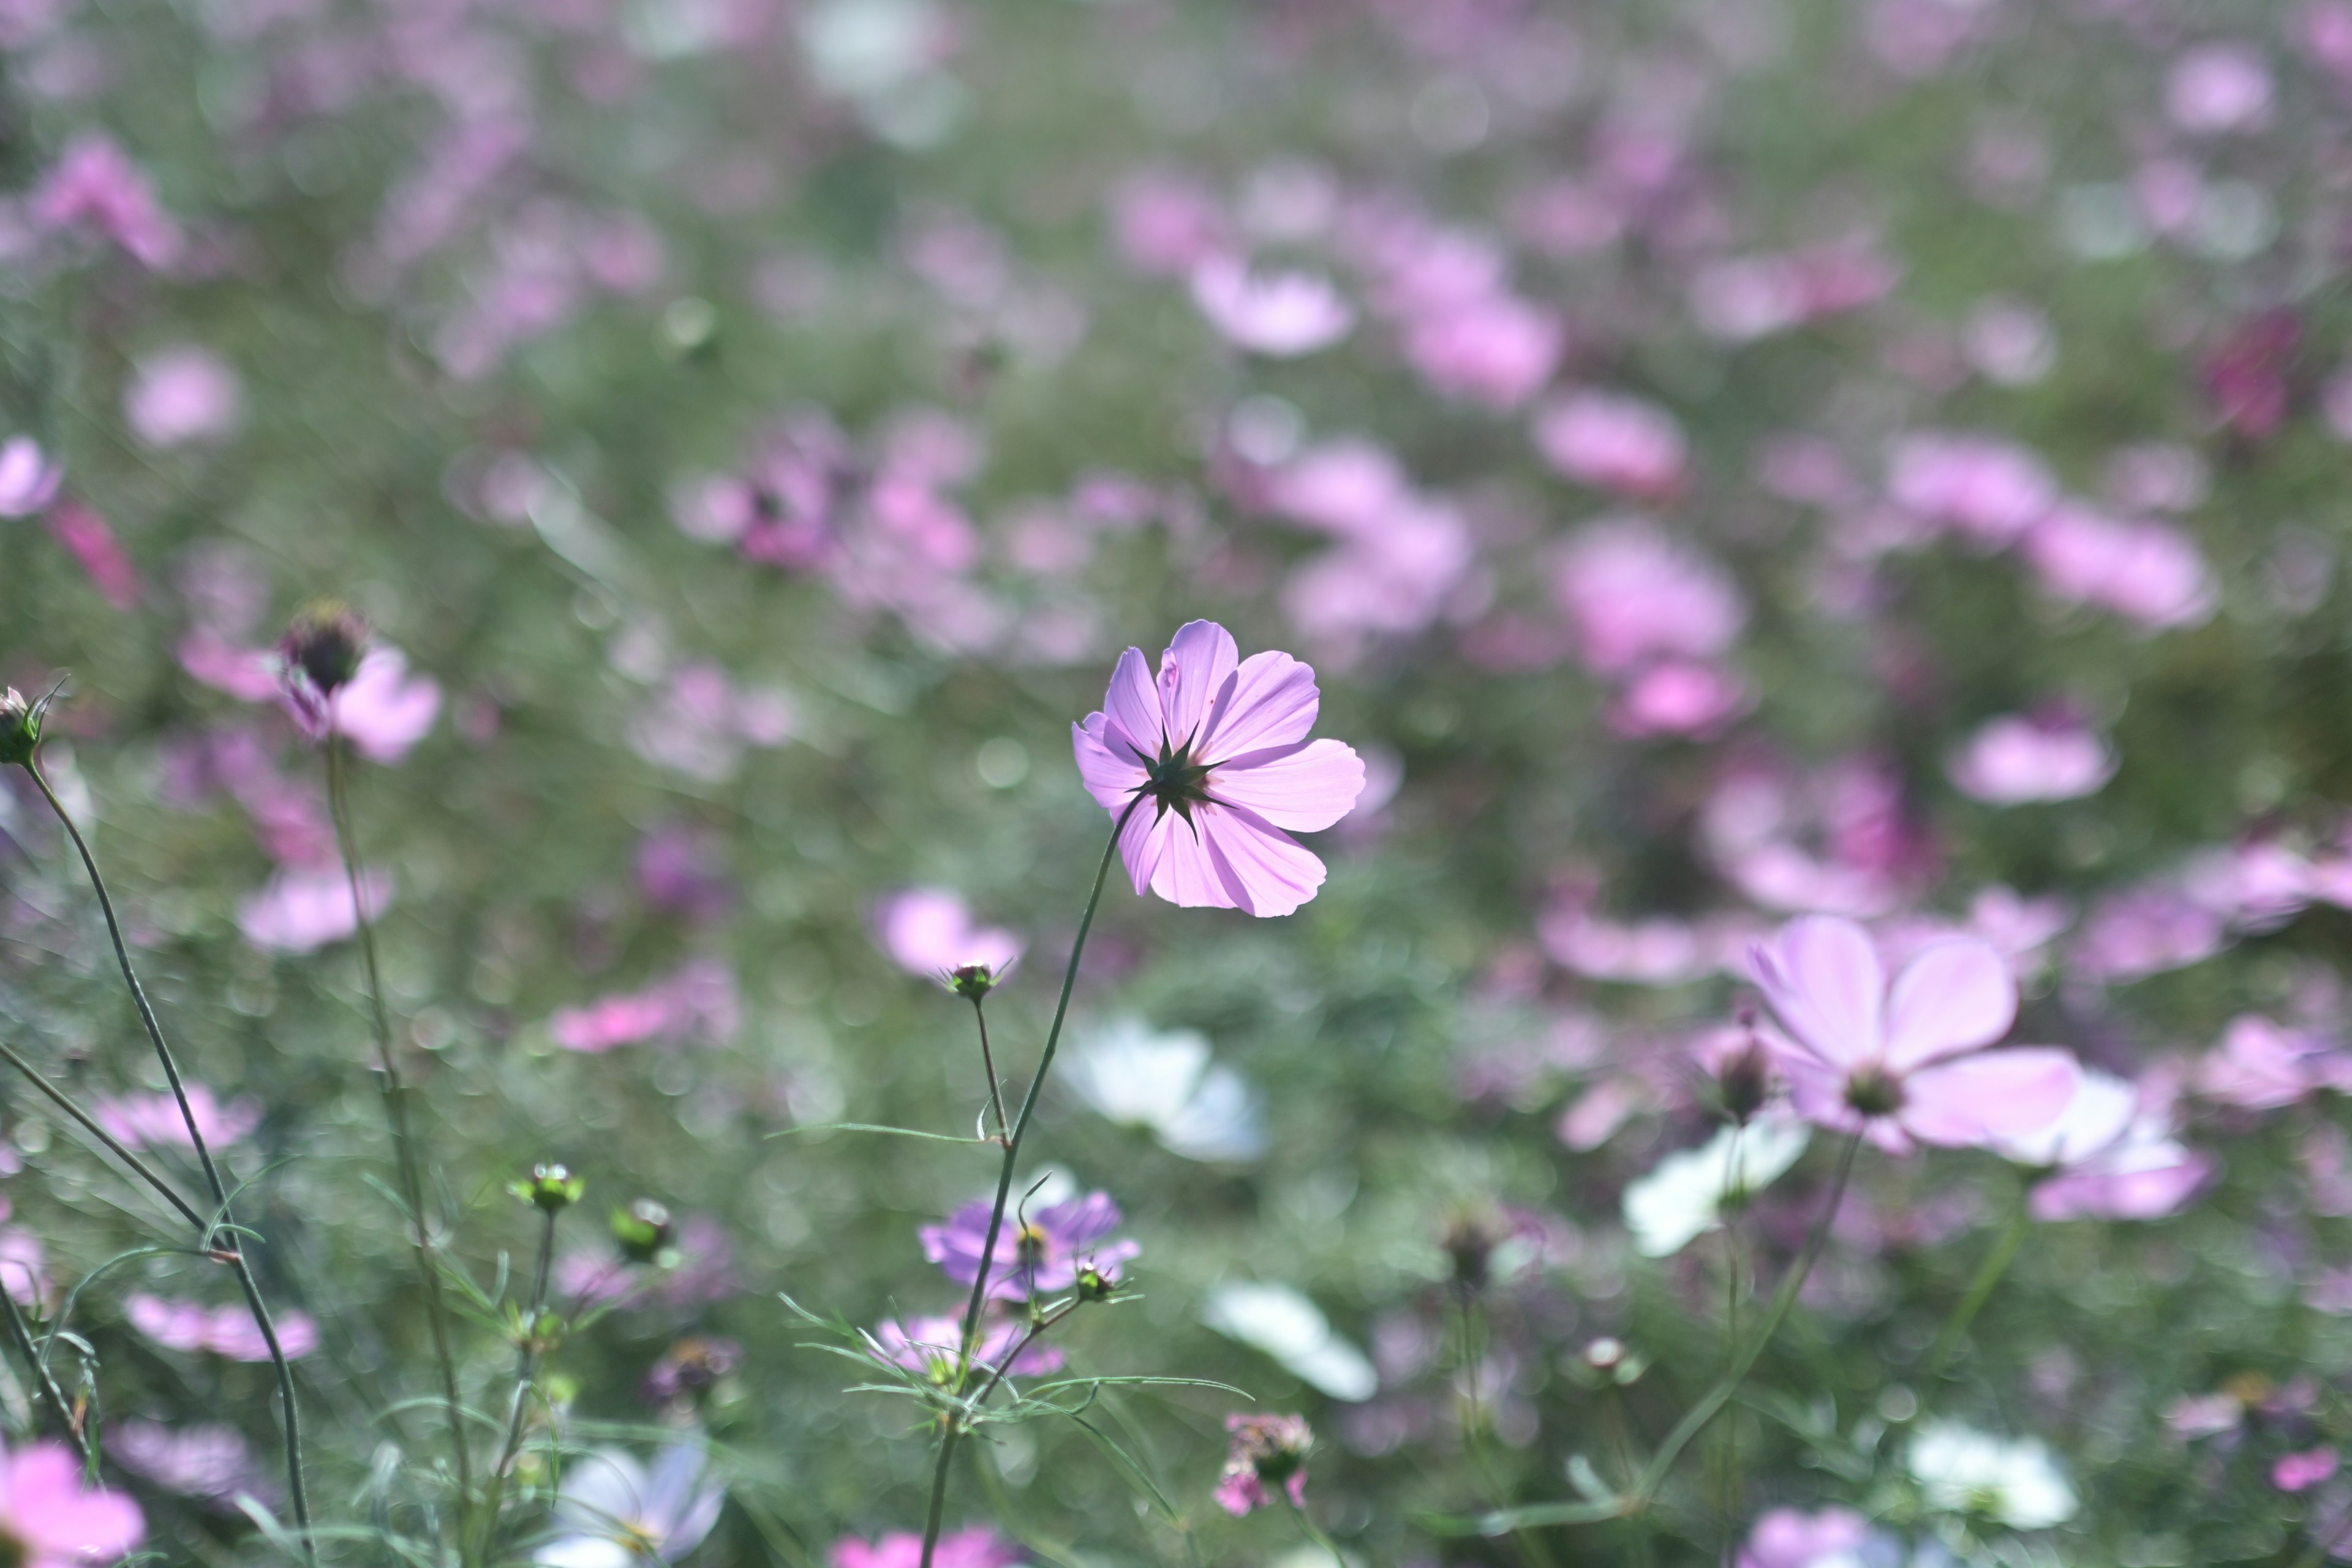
[0,688,39,767]
[513,1162,584,1212]
[1717,1035,1771,1124]
[612,1197,674,1262]
[281,601,369,696]
[946,963,1003,1001]
[1074,1264,1120,1303]
[1439,1213,1502,1296]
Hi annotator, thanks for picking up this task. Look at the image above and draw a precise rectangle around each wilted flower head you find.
[0,1436,143,1568]
[919,1190,1137,1301]
[535,1442,725,1567]
[1216,1412,1313,1516]
[1072,620,1365,916]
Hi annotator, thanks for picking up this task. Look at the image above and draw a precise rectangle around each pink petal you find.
[1899,1047,2080,1149]
[1120,804,1173,897]
[1200,802,1329,917]
[1208,739,1365,832]
[1102,646,1164,756]
[1199,650,1321,761]
[23,1487,142,1561]
[1882,937,2018,1069]
[1149,812,1240,910]
[1157,620,1238,751]
[1750,915,1885,1069]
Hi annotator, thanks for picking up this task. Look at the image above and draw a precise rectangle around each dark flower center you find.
[1843,1062,1905,1118]
[1140,738,1215,823]
[1015,1223,1049,1262]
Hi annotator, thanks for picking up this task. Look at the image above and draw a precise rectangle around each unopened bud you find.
[0,683,59,767]
[1439,1213,1501,1296]
[1718,1036,1771,1123]
[612,1198,674,1262]
[1074,1264,1120,1303]
[946,963,1003,1001]
[513,1162,584,1212]
[281,601,369,696]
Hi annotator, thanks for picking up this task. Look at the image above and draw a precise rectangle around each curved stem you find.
[326,736,473,1506]
[0,1041,208,1232]
[1630,1133,1863,1507]
[918,799,1141,1568]
[968,998,1008,1144]
[21,760,313,1554]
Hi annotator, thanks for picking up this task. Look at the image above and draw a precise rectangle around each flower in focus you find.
[1622,1114,1810,1257]
[829,1526,1023,1568]
[0,437,63,518]
[1734,1506,1894,1568]
[1907,1422,2076,1528]
[0,1437,143,1568]
[1948,710,2118,804]
[92,1087,262,1151]
[535,1442,726,1568]
[919,1190,1137,1300]
[1200,1281,1377,1400]
[1215,1412,1313,1517]
[866,1313,1063,1384]
[1061,1017,1267,1162]
[1071,620,1365,917]
[1749,915,2077,1152]
[872,888,1023,987]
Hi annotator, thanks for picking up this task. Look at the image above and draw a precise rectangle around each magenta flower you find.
[1215,1412,1313,1517]
[126,1294,318,1360]
[919,1191,1137,1302]
[43,502,140,611]
[2277,1447,2340,1493]
[1749,915,2077,1153]
[30,134,181,269]
[2021,505,2215,631]
[1947,710,2117,804]
[279,646,442,764]
[1072,620,1365,917]
[866,1313,1064,1383]
[0,437,63,518]
[92,1087,262,1150]
[1552,522,1746,677]
[1533,391,1688,501]
[0,1438,142,1567]
[1885,431,2056,545]
[830,1526,1023,1568]
[1734,1506,1883,1568]
[548,960,739,1054]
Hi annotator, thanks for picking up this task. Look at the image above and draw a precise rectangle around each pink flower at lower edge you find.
[236,866,394,954]
[1072,620,1365,917]
[1749,914,2077,1153]
[0,1438,142,1567]
[830,1526,1024,1568]
[1735,1506,1882,1568]
[1216,1412,1313,1517]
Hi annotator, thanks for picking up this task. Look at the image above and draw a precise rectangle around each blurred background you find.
[4,0,2352,1562]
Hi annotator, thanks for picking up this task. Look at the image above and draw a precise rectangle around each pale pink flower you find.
[280,646,441,763]
[31,134,179,268]
[1608,660,1751,739]
[123,347,242,448]
[1110,171,1228,277]
[1735,1506,1881,1568]
[92,1087,262,1150]
[1072,620,1365,917]
[1749,914,2076,1152]
[2305,2,2352,82]
[1189,257,1355,356]
[1887,432,2056,544]
[1538,891,1724,986]
[236,866,394,954]
[1263,440,1413,535]
[110,1420,261,1508]
[1552,522,1746,675]
[0,1229,46,1308]
[872,888,1023,979]
[0,1438,141,1567]
[178,630,281,702]
[126,1294,318,1360]
[2276,1448,2340,1493]
[0,436,62,517]
[1992,1067,2214,1221]
[2166,43,2274,134]
[1948,711,2117,804]
[1400,293,1564,410]
[2073,885,2228,982]
[2022,505,2217,630]
[1534,392,1687,500]
[2198,1015,2352,1110]
[549,960,739,1053]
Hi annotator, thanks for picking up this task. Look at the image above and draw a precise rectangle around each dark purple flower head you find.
[918,1191,1137,1301]
[280,601,370,702]
[1216,1412,1313,1516]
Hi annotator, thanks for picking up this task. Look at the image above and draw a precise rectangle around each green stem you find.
[325,735,473,1507]
[0,1041,208,1232]
[918,799,1141,1568]
[1284,1493,1348,1568]
[1,1284,87,1464]
[22,759,314,1555]
[1919,1186,2030,1396]
[968,997,1008,1144]
[1630,1133,1863,1507]
[477,1202,562,1558]
[1718,1126,1747,1567]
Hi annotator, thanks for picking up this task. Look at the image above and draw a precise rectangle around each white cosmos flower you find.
[1907,1422,2076,1529]
[535,1441,726,1567]
[1202,1281,1376,1401]
[1064,1017,1268,1163]
[1622,1114,1810,1258]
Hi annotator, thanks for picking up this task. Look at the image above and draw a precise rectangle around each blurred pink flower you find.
[178,631,281,703]
[872,888,1022,979]
[1072,620,1365,916]
[0,436,63,517]
[1401,293,1564,410]
[1887,432,2055,545]
[280,646,441,763]
[1263,440,1413,535]
[0,1229,46,1308]
[1534,392,1687,500]
[0,1438,142,1568]
[1735,1506,1878,1568]
[2073,884,2228,982]
[831,1527,1022,1568]
[110,1420,261,1509]
[549,960,740,1053]
[236,866,394,954]
[2304,2,2352,81]
[1992,1067,2214,1221]
[1948,711,2116,804]
[2166,43,2274,134]
[1608,660,1751,739]
[1189,257,1354,356]
[42,502,138,609]
[2022,505,2216,630]
[1552,521,1746,676]
[1538,890,1739,986]
[126,1294,318,1360]
[1750,914,2075,1153]
[1110,170,1228,276]
[31,134,179,268]
[93,1087,261,1150]
[1280,498,1476,653]
[124,346,243,448]
[2203,310,2299,442]
[2276,1448,2340,1493]
[2198,1015,2352,1110]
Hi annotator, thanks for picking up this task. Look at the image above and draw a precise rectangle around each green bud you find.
[512,1162,584,1212]
[612,1197,674,1262]
[1074,1265,1120,1303]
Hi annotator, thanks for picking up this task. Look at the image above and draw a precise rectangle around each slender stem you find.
[919,799,1141,1568]
[1629,1133,1863,1507]
[1718,1127,1746,1567]
[967,998,1008,1144]
[477,1203,562,1558]
[1918,1185,2030,1403]
[21,760,314,1553]
[2,1285,86,1463]
[326,735,473,1504]
[0,1041,207,1232]
[968,1302,1078,1411]
[1283,1493,1348,1568]
[1457,1292,1554,1568]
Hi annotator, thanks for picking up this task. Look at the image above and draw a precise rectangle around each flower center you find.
[1015,1223,1049,1262]
[1843,1062,1906,1117]
[1140,739,1215,822]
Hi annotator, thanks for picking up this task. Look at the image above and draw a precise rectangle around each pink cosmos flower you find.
[2023,504,2216,631]
[43,502,139,610]
[92,1087,261,1150]
[0,1438,142,1567]
[1886,432,2056,544]
[1990,1067,2215,1221]
[236,866,394,954]
[2277,1448,2340,1493]
[30,134,179,268]
[1110,170,1228,277]
[1189,257,1355,356]
[2072,883,2229,982]
[1216,1413,1313,1516]
[2166,43,2274,134]
[109,1420,260,1509]
[866,1313,1065,1382]
[830,1527,1023,1568]
[0,437,62,517]
[126,1294,318,1360]
[2198,1015,2352,1110]
[1401,294,1566,410]
[1749,914,2076,1152]
[1533,391,1688,500]
[1608,660,1751,739]
[124,347,242,448]
[1552,522,1746,676]
[279,645,440,764]
[549,960,739,1054]
[1071,620,1366,917]
[1735,1506,1881,1568]
[1948,711,2117,804]
[872,888,1023,981]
